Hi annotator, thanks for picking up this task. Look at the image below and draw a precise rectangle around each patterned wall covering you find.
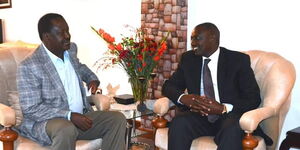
[141,0,188,99]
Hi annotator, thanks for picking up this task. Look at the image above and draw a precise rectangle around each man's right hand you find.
[180,94,206,112]
[70,112,93,131]
[180,94,224,116]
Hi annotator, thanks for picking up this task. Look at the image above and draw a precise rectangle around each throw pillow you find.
[7,91,23,126]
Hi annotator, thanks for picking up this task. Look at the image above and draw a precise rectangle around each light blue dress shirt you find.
[43,44,83,119]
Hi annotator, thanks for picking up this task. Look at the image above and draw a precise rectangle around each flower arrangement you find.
[92,26,168,104]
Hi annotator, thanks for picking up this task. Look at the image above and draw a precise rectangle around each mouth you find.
[63,41,71,50]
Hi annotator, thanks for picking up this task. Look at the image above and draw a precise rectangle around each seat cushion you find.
[11,135,102,150]
[155,128,266,150]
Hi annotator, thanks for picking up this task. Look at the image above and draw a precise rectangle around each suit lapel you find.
[36,45,68,101]
[191,53,202,94]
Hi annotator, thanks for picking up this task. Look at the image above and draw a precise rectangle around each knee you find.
[169,116,189,131]
[55,120,78,138]
[111,111,127,126]
[220,121,243,136]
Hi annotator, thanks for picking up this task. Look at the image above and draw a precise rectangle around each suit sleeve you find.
[17,63,69,122]
[69,43,99,84]
[162,53,187,106]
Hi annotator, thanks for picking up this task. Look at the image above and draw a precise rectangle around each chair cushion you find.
[13,135,102,150]
[155,128,266,150]
[7,91,23,126]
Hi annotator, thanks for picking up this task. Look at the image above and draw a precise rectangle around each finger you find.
[199,110,208,116]
[91,86,96,94]
[85,116,93,124]
[190,108,198,112]
[81,121,92,131]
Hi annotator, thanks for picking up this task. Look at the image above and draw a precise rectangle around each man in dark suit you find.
[162,22,271,150]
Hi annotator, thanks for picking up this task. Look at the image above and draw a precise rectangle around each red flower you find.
[137,54,143,61]
[153,55,160,61]
[142,62,147,67]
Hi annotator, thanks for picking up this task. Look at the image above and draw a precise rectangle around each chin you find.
[63,45,71,50]
[194,51,203,56]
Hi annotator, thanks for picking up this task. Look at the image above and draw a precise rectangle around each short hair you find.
[38,13,64,40]
[196,22,220,38]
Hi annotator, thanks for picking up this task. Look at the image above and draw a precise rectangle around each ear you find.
[42,33,51,41]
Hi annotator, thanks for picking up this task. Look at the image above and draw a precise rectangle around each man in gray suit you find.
[16,13,126,150]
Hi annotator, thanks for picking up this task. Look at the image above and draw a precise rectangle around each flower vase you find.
[129,76,149,112]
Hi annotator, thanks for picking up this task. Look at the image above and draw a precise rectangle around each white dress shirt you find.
[43,43,83,119]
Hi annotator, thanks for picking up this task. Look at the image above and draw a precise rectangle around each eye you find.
[191,36,202,41]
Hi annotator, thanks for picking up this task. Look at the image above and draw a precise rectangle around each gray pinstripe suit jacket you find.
[16,42,98,146]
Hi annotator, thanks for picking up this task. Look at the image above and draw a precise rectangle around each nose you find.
[191,40,197,48]
[64,31,71,40]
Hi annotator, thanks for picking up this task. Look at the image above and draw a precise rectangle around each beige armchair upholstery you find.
[153,50,296,150]
[0,41,110,150]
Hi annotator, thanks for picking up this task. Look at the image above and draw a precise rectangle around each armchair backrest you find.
[0,42,37,105]
[243,50,296,149]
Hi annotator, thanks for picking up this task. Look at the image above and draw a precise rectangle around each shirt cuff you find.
[223,103,233,113]
[67,111,72,120]
[177,94,186,104]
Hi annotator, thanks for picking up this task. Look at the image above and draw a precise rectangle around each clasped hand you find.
[180,94,224,116]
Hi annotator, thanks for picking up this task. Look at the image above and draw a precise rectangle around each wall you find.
[141,0,188,98]
[188,0,300,149]
[0,0,141,94]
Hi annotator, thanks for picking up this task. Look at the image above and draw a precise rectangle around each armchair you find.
[152,50,296,150]
[0,41,110,150]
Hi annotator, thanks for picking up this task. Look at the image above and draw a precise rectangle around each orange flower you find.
[115,43,123,51]
[91,26,168,78]
[108,44,115,50]
[98,29,104,34]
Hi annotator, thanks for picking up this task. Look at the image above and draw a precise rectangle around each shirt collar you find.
[42,43,70,63]
[203,47,220,61]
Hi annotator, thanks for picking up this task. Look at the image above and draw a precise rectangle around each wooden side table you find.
[279,127,300,150]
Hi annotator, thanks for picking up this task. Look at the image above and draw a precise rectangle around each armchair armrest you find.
[152,97,174,129]
[0,103,18,150]
[153,97,173,116]
[239,106,275,133]
[239,106,275,150]
[0,103,16,127]
[87,94,110,111]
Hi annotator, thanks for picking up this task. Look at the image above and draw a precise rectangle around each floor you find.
[130,128,155,150]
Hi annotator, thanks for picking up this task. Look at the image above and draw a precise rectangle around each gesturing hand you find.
[70,112,93,131]
[88,80,100,95]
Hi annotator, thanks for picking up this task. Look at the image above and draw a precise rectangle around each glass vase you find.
[129,76,149,112]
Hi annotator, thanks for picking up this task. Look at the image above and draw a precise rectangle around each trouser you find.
[46,111,127,150]
[168,111,243,150]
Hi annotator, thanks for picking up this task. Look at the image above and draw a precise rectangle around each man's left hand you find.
[191,97,224,115]
[88,80,100,94]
